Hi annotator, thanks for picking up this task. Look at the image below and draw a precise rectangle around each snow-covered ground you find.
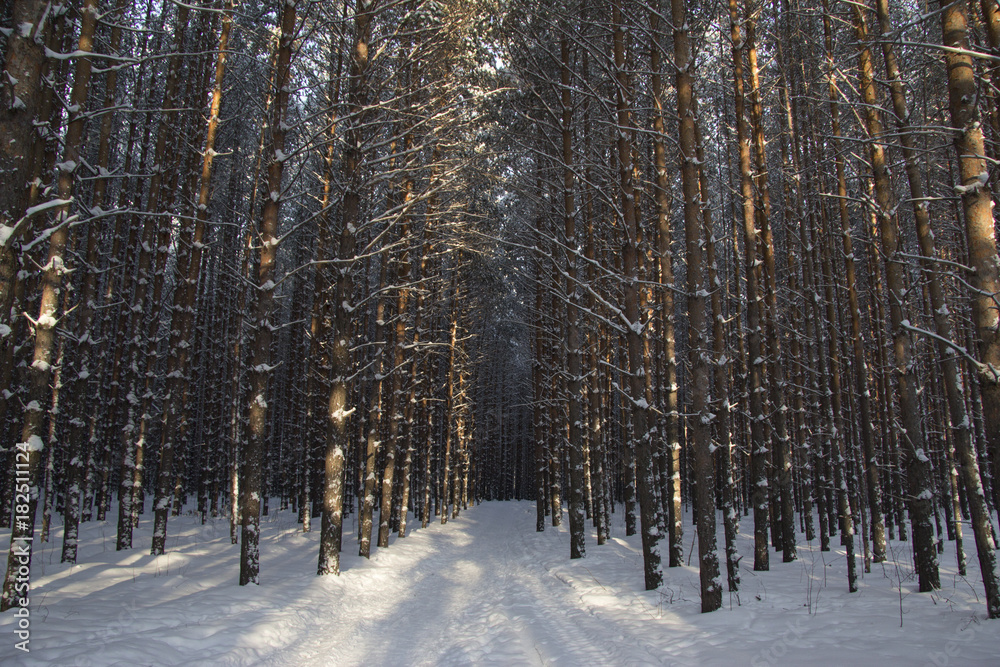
[0,500,996,666]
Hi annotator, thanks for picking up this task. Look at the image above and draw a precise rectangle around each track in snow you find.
[272,504,664,667]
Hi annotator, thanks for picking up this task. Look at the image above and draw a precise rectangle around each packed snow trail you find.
[0,501,997,665]
[273,504,667,666]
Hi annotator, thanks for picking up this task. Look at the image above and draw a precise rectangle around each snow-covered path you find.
[274,505,668,666]
[0,501,997,666]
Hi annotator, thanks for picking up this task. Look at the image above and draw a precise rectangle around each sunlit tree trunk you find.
[745,7,795,561]
[239,0,297,586]
[1,0,97,610]
[729,0,769,572]
[849,0,939,593]
[152,0,234,557]
[936,0,1000,618]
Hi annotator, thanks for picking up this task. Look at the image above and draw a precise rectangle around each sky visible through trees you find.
[1,0,1000,649]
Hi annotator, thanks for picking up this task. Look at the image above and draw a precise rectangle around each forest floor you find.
[0,500,997,666]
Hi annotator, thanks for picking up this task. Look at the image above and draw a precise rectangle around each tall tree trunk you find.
[937,0,1000,618]
[152,0,234,557]
[341,1,378,565]
[369,256,390,547]
[613,0,662,590]
[822,0,888,565]
[816,166,858,593]
[1,0,97,610]
[359,258,387,554]
[729,0,769,572]
[61,0,128,565]
[316,118,359,573]
[745,8,795,562]
[649,3,683,568]
[239,0,297,586]
[118,2,191,552]
[560,34,586,560]
[673,0,722,612]
[534,166,547,533]
[442,272,460,524]
[850,0,940,593]
[695,108,740,593]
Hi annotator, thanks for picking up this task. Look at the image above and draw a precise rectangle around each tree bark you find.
[239,0,297,586]
[613,0,662,590]
[152,0,234,557]
[1,0,97,611]
[937,0,1000,618]
[729,0,769,572]
[673,0,722,611]
[649,3,683,568]
[560,34,586,560]
[0,0,51,336]
[850,0,940,592]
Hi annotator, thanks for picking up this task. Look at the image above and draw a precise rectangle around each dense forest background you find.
[1,0,999,621]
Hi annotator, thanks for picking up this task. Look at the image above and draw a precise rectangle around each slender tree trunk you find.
[649,3,683,568]
[152,0,234,557]
[118,3,191,551]
[673,0,722,611]
[613,0,661,590]
[61,0,128,565]
[820,0,887,565]
[442,273,460,524]
[534,190,547,533]
[850,0,940,592]
[398,225,424,539]
[816,168,858,593]
[367,256,390,547]
[695,109,740,593]
[560,35,586,560]
[729,0,769,572]
[316,159,357,575]
[744,9,795,562]
[359,255,386,555]
[239,0,297,586]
